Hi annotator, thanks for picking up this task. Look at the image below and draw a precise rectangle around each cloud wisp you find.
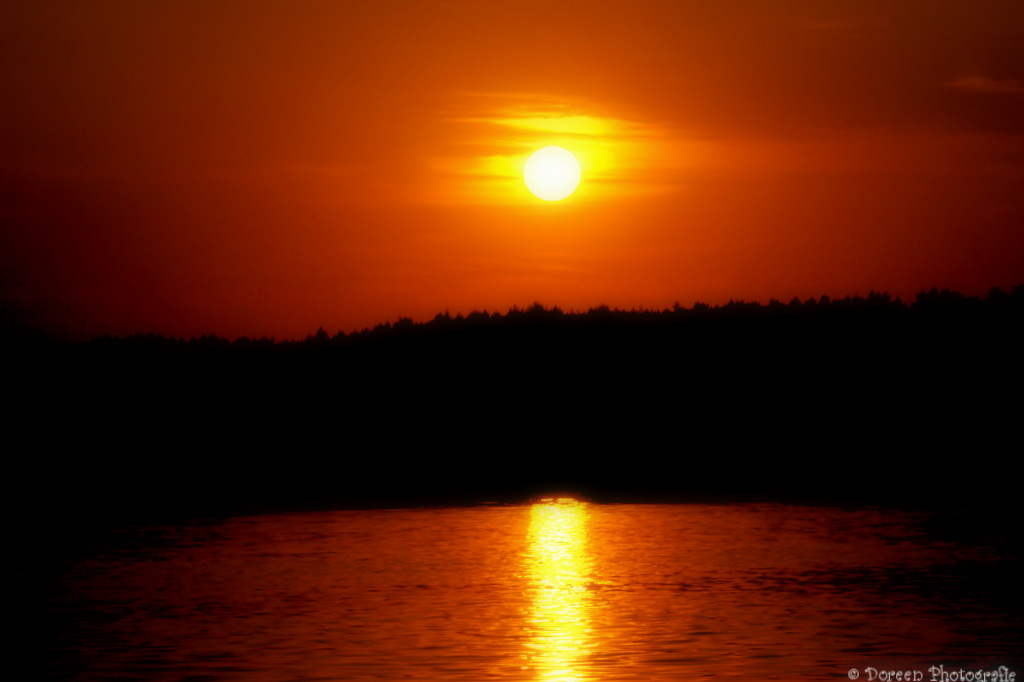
[421,93,704,205]
[945,76,1024,94]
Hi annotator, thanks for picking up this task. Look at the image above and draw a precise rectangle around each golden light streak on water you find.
[523,498,595,682]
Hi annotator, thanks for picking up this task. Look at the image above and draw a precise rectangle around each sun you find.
[524,146,581,201]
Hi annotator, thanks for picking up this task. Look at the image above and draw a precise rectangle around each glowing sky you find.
[2,0,1022,339]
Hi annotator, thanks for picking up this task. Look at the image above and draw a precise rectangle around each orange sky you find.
[2,0,1023,340]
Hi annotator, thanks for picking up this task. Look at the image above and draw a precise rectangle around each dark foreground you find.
[6,287,1023,528]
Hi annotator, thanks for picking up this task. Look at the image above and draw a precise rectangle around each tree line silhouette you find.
[5,284,1022,529]
[60,283,1023,350]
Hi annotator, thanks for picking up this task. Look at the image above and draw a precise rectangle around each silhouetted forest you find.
[5,285,1023,532]
[21,284,1024,351]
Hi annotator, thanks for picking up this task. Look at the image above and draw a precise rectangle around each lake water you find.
[25,502,1022,680]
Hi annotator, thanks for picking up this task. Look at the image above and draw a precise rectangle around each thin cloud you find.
[945,76,1024,94]
[424,92,701,205]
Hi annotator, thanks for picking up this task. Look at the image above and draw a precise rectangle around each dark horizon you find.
[5,281,1022,345]
[8,281,1021,530]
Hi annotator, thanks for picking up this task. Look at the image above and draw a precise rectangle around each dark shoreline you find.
[6,285,1022,527]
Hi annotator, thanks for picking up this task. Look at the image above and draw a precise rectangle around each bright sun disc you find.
[524,146,581,201]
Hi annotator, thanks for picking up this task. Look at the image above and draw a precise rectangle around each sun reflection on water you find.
[523,498,594,682]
